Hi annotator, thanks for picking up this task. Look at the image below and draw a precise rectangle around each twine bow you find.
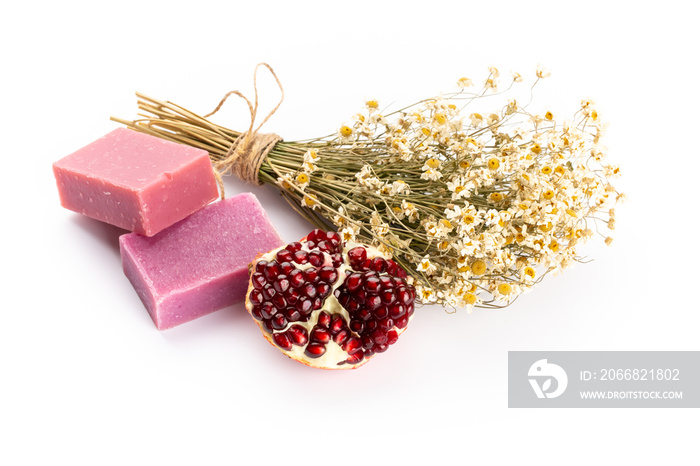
[205,63,284,198]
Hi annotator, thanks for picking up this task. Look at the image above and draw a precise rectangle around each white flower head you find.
[417,255,438,276]
[301,193,320,210]
[401,200,420,222]
[415,285,437,303]
[303,149,320,164]
[536,64,551,79]
[421,168,443,181]
[390,180,411,196]
[276,173,293,190]
[457,77,473,89]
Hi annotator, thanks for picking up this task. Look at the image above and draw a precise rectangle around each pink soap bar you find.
[53,127,219,236]
[119,193,284,330]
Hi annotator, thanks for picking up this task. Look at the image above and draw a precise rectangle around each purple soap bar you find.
[53,127,219,236]
[119,193,284,330]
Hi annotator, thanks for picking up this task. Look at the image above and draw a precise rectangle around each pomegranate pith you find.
[245,229,416,370]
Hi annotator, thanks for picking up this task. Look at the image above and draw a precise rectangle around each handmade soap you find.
[53,127,219,236]
[119,193,285,330]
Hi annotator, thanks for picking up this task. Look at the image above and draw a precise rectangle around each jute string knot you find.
[204,63,284,197]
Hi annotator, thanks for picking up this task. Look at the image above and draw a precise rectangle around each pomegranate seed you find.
[260,302,276,319]
[285,288,300,305]
[305,343,326,358]
[329,314,345,334]
[312,297,323,310]
[295,297,312,314]
[362,334,374,349]
[251,305,263,321]
[374,344,388,353]
[284,307,301,322]
[316,240,332,252]
[270,314,288,330]
[379,276,394,289]
[261,319,274,334]
[378,318,394,331]
[286,242,302,253]
[308,229,324,242]
[272,294,287,310]
[331,253,343,267]
[337,292,350,307]
[249,289,263,305]
[384,260,398,276]
[360,259,372,270]
[387,329,399,345]
[251,272,267,289]
[255,260,268,273]
[353,289,367,305]
[264,262,281,280]
[317,283,332,298]
[280,261,295,275]
[371,257,386,273]
[345,273,363,291]
[356,308,371,321]
[406,304,415,317]
[366,295,382,311]
[311,327,331,344]
[345,351,364,364]
[303,267,319,283]
[395,267,408,279]
[395,315,409,329]
[262,285,276,300]
[345,297,360,312]
[273,276,290,293]
[326,231,341,247]
[276,249,293,263]
[408,285,416,300]
[292,250,309,264]
[308,251,325,267]
[380,290,396,305]
[317,311,331,328]
[373,306,389,319]
[319,266,338,284]
[342,337,362,354]
[288,269,305,288]
[389,303,406,319]
[288,325,308,345]
[349,320,364,333]
[364,276,381,293]
[347,247,367,265]
[334,329,350,345]
[366,320,378,331]
[273,332,293,350]
[303,283,317,299]
[397,287,412,305]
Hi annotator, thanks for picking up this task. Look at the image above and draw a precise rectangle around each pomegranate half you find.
[245,229,416,369]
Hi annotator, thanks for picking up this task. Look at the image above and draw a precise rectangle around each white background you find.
[2,1,698,464]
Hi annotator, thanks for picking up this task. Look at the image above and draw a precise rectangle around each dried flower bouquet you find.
[114,64,623,310]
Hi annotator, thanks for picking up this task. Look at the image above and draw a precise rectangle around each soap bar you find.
[53,127,219,236]
[119,193,285,330]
